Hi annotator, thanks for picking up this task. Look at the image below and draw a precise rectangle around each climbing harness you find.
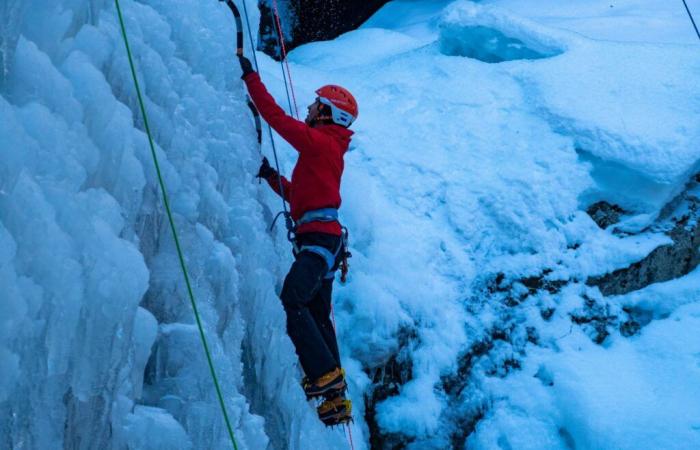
[277,207,351,282]
[682,0,700,42]
[292,229,350,282]
[297,207,339,225]
[294,239,343,280]
[114,1,239,449]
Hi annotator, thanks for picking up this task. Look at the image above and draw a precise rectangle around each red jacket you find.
[244,72,352,236]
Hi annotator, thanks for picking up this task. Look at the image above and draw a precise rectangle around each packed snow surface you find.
[288,0,700,448]
[1,0,700,449]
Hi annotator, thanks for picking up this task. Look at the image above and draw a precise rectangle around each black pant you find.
[280,233,342,381]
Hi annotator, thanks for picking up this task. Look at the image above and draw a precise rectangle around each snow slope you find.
[1,0,700,449]
[284,0,700,448]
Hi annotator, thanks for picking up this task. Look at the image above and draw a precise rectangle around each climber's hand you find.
[256,157,276,179]
[239,55,255,77]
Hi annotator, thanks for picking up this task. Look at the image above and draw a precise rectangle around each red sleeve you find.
[265,173,291,202]
[243,72,313,152]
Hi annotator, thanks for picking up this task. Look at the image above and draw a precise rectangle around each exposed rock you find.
[440,323,528,448]
[363,328,415,450]
[258,0,391,59]
[619,318,642,337]
[586,201,626,229]
[488,269,568,310]
[588,197,700,296]
[356,169,700,446]
[569,294,618,344]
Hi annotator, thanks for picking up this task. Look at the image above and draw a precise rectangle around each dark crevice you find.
[586,201,627,229]
[258,0,391,59]
[363,327,416,450]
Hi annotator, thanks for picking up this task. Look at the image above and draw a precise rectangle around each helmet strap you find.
[311,103,334,127]
[311,116,335,127]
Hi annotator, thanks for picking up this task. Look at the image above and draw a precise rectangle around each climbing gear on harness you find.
[316,85,358,127]
[339,233,351,284]
[302,367,347,400]
[318,395,353,427]
[269,210,296,242]
[116,1,239,449]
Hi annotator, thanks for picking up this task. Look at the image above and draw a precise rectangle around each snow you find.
[2,0,700,449]
[286,0,700,448]
[473,294,700,450]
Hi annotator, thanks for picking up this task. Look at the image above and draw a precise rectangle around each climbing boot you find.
[302,367,346,400]
[317,395,353,427]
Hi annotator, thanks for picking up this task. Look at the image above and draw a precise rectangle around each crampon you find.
[302,367,346,400]
[317,395,353,427]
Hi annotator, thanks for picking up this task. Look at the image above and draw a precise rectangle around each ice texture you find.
[0,0,345,449]
[2,0,700,449]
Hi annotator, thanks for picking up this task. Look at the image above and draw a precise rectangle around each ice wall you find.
[0,1,346,449]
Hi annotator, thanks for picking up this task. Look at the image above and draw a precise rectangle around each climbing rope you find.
[346,424,356,450]
[272,0,300,118]
[272,14,295,116]
[114,1,239,449]
[682,0,700,41]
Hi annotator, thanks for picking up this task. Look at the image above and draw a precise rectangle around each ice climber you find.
[239,55,357,426]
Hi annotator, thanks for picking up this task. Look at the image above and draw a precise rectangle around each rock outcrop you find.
[258,0,390,58]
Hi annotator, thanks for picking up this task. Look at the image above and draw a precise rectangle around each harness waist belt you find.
[295,227,349,280]
[297,208,338,226]
[299,245,339,279]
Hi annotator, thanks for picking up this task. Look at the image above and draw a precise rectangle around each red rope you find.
[272,0,300,119]
[331,306,353,450]
[345,424,356,450]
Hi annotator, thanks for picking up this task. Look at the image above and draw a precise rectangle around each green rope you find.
[114,2,239,449]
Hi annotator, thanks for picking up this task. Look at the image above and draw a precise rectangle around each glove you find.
[256,157,276,179]
[238,55,255,77]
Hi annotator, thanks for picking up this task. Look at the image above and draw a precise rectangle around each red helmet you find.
[315,85,358,127]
